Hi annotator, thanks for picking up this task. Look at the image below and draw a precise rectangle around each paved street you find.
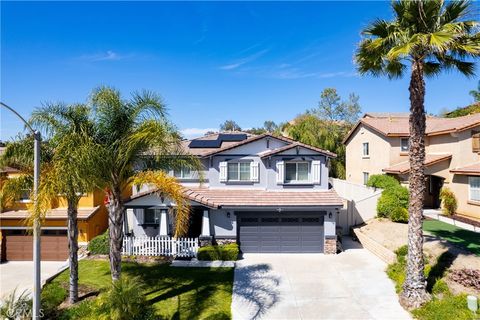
[232,238,410,320]
[0,261,67,299]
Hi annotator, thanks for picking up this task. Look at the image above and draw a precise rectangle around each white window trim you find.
[362,142,370,157]
[400,138,409,153]
[469,176,480,202]
[284,161,311,184]
[227,162,251,182]
[173,167,193,179]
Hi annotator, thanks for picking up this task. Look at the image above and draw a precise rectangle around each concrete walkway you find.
[424,209,480,233]
[0,261,67,299]
[232,238,410,320]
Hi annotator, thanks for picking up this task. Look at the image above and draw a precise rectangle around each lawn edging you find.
[171,260,235,267]
[353,228,396,264]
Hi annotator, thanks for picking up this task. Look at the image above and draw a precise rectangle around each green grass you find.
[412,294,478,320]
[423,219,480,256]
[45,259,234,320]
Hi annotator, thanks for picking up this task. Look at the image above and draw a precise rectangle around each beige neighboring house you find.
[343,111,480,220]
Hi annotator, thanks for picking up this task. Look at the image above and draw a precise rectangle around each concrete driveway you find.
[232,238,410,320]
[0,261,67,299]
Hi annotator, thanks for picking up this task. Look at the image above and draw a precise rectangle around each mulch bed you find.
[452,214,480,228]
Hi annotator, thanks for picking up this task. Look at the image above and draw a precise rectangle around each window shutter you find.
[136,208,144,225]
[250,162,259,182]
[276,161,284,184]
[472,132,480,153]
[312,160,321,184]
[219,161,228,182]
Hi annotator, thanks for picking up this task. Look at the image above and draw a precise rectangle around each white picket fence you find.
[122,236,199,257]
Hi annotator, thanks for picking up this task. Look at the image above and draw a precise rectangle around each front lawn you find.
[43,259,234,319]
[423,219,480,256]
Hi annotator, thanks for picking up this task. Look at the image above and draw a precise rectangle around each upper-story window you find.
[472,131,480,153]
[228,162,251,181]
[173,166,192,179]
[401,138,409,152]
[285,162,309,183]
[469,176,480,202]
[362,143,369,157]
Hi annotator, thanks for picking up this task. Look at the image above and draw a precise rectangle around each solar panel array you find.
[188,133,248,148]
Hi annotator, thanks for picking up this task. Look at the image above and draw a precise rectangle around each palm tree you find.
[89,86,200,281]
[470,80,480,101]
[356,0,480,309]
[29,103,99,304]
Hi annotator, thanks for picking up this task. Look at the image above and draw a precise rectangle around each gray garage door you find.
[238,212,325,253]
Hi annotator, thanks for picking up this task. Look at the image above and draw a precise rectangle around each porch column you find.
[201,209,211,237]
[159,209,168,236]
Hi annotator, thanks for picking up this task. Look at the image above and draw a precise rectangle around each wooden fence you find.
[122,236,199,257]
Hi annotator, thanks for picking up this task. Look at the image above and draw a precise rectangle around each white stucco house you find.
[123,132,343,254]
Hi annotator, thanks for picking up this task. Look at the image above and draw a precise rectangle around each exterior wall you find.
[345,125,394,184]
[450,175,480,219]
[210,209,237,238]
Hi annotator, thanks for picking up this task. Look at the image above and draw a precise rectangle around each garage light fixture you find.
[328,212,332,219]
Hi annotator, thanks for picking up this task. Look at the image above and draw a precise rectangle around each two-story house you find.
[0,146,110,261]
[344,111,480,220]
[123,133,343,254]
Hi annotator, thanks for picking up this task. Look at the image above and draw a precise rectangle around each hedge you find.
[197,243,239,261]
[366,174,400,190]
[88,230,109,254]
[377,185,409,221]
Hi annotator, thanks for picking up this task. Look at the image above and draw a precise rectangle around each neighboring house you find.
[124,133,343,254]
[344,112,480,220]
[0,147,109,261]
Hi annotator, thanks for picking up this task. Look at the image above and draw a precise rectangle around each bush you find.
[367,174,400,189]
[197,243,239,261]
[390,207,409,223]
[94,277,155,320]
[432,280,450,296]
[439,188,457,216]
[88,230,109,254]
[377,186,409,218]
[412,294,477,320]
[0,289,32,320]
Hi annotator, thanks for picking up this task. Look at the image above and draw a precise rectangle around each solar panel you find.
[188,133,248,148]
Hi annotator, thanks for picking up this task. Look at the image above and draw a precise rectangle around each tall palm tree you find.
[356,0,480,309]
[89,86,200,281]
[28,103,99,304]
[470,80,480,101]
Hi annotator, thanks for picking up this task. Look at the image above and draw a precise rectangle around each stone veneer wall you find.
[324,236,337,254]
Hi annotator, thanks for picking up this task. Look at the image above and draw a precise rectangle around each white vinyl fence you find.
[122,236,199,258]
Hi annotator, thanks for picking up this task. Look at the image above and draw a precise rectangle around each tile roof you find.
[450,163,480,176]
[259,142,337,158]
[363,112,410,118]
[344,112,480,143]
[382,154,452,174]
[128,187,343,209]
[0,206,100,220]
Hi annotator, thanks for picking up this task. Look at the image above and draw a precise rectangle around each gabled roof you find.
[127,187,343,209]
[382,154,452,174]
[259,142,337,158]
[344,112,480,144]
[0,206,100,220]
[450,163,480,176]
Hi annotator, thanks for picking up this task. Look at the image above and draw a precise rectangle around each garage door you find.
[4,230,68,261]
[238,212,325,253]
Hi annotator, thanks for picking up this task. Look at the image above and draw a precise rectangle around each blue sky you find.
[1,1,478,140]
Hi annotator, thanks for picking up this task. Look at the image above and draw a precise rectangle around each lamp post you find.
[1,102,42,319]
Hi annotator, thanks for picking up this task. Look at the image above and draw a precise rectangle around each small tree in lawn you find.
[356,0,480,309]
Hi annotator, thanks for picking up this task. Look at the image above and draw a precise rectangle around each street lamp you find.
[1,102,42,319]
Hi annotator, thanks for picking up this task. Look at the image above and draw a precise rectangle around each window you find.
[173,166,192,179]
[144,209,160,224]
[285,162,309,183]
[401,138,409,152]
[472,131,480,153]
[469,176,480,202]
[362,142,369,157]
[19,189,31,202]
[363,172,369,185]
[227,162,250,181]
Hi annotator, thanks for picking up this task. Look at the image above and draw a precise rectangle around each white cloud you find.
[78,50,129,62]
[219,49,269,70]
[181,128,218,139]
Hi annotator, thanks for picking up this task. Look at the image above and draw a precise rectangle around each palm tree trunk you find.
[108,185,125,281]
[400,59,430,309]
[67,200,79,304]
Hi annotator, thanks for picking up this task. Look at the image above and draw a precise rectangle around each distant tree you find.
[444,103,480,118]
[263,121,278,133]
[312,88,361,124]
[220,120,241,132]
[470,80,480,102]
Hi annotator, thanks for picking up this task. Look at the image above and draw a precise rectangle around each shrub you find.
[432,280,450,296]
[390,207,409,223]
[94,277,155,320]
[88,230,109,254]
[366,174,400,189]
[377,186,409,218]
[439,187,457,216]
[0,289,31,320]
[197,243,239,261]
[412,294,477,320]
